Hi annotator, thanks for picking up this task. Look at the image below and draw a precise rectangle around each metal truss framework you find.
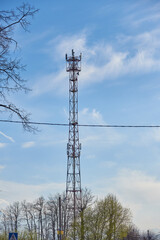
[66,50,82,230]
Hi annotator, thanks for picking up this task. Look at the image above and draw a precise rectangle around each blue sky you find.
[1,0,160,231]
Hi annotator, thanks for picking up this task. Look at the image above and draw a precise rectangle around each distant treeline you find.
[0,189,157,240]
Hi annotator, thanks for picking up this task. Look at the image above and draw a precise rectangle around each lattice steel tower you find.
[66,50,82,232]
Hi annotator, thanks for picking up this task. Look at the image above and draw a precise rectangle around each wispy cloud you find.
[22,141,35,148]
[124,2,160,27]
[0,131,14,143]
[33,28,160,95]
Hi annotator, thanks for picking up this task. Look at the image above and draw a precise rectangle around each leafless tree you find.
[5,206,14,232]
[0,210,9,237]
[46,196,58,240]
[81,187,94,210]
[10,201,21,232]
[141,230,160,240]
[1,202,22,233]
[126,228,160,240]
[126,227,141,240]
[47,192,70,240]
[33,197,46,240]
[21,200,34,233]
[0,3,39,132]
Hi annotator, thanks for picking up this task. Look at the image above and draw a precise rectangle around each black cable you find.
[0,120,68,126]
[0,119,160,128]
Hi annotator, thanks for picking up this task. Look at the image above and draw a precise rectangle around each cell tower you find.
[66,50,82,235]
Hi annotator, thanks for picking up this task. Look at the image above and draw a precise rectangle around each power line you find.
[0,119,160,128]
[0,119,68,126]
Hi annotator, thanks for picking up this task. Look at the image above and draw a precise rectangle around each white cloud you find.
[79,108,126,147]
[0,165,5,170]
[0,199,9,208]
[80,108,104,124]
[114,169,160,230]
[22,141,35,148]
[151,129,160,142]
[33,29,160,95]
[0,131,14,143]
[85,154,96,160]
[100,160,116,168]
[114,169,160,203]
[127,3,160,27]
[53,34,87,60]
[121,1,160,31]
[0,180,65,207]
[33,70,67,96]
[128,128,160,147]
[0,143,6,148]
[93,169,160,230]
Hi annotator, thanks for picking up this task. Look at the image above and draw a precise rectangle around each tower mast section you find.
[66,49,82,238]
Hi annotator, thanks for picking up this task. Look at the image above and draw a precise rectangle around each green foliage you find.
[76,194,132,240]
[0,233,7,240]
[18,230,37,240]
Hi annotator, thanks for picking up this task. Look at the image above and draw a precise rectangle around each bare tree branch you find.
[0,3,39,132]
